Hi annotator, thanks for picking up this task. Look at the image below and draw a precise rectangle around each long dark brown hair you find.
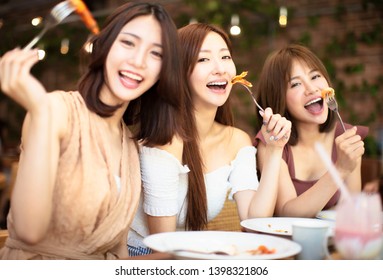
[255,44,336,145]
[178,23,234,230]
[78,2,186,145]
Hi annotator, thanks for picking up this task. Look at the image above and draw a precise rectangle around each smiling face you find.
[286,59,330,125]
[189,31,236,110]
[101,15,163,105]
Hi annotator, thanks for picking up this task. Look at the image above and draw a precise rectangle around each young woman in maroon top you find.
[254,44,368,217]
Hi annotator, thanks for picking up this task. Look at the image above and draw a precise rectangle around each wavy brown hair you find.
[255,44,336,145]
[78,2,186,145]
[178,23,234,230]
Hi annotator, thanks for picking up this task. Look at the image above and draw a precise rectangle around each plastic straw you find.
[314,142,351,201]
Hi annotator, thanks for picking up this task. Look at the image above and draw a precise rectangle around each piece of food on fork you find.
[231,71,253,87]
[70,0,100,34]
[321,87,335,99]
[322,86,346,132]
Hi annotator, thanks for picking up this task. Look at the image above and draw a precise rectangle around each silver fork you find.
[169,249,230,256]
[326,95,346,132]
[235,83,264,113]
[23,1,76,51]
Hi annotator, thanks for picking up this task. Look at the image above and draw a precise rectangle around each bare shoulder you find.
[217,126,253,161]
[46,91,70,139]
[228,126,252,148]
[154,134,184,162]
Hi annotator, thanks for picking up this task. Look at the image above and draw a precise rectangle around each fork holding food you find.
[232,71,291,144]
[231,71,264,113]
[321,87,346,132]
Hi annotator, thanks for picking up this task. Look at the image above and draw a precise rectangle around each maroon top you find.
[254,123,369,210]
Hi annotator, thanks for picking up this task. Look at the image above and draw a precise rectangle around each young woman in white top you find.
[128,23,291,256]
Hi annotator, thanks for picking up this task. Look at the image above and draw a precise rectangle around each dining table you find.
[131,213,383,261]
[124,238,341,260]
[125,235,346,260]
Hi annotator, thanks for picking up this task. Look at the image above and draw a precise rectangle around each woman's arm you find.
[0,48,66,243]
[141,136,185,234]
[274,162,339,217]
[147,215,177,234]
[335,127,364,193]
[243,144,284,219]
[274,128,364,217]
[11,95,66,244]
[235,108,291,220]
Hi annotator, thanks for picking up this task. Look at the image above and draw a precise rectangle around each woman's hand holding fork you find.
[0,48,48,113]
[260,107,292,147]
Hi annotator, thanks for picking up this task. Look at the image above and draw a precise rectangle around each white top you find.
[128,145,259,248]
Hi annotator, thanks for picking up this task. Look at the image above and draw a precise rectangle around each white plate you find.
[143,231,301,260]
[241,217,334,236]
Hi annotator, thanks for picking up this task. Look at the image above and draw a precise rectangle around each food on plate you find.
[70,0,100,34]
[274,229,289,233]
[267,224,289,234]
[246,245,276,255]
[231,71,253,87]
[321,87,335,99]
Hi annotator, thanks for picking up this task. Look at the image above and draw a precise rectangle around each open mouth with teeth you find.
[304,97,324,113]
[206,81,228,90]
[119,70,143,84]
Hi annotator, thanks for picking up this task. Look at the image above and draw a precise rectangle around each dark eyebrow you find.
[120,32,163,48]
[289,69,318,82]
[199,47,230,54]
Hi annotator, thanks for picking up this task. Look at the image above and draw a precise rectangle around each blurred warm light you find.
[230,25,241,36]
[60,38,69,54]
[0,19,3,29]
[189,18,197,24]
[37,49,46,60]
[230,14,241,36]
[84,41,93,53]
[231,14,239,26]
[279,15,287,27]
[279,6,288,27]
[31,17,43,26]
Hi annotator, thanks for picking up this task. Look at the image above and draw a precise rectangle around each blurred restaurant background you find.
[0,0,382,225]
